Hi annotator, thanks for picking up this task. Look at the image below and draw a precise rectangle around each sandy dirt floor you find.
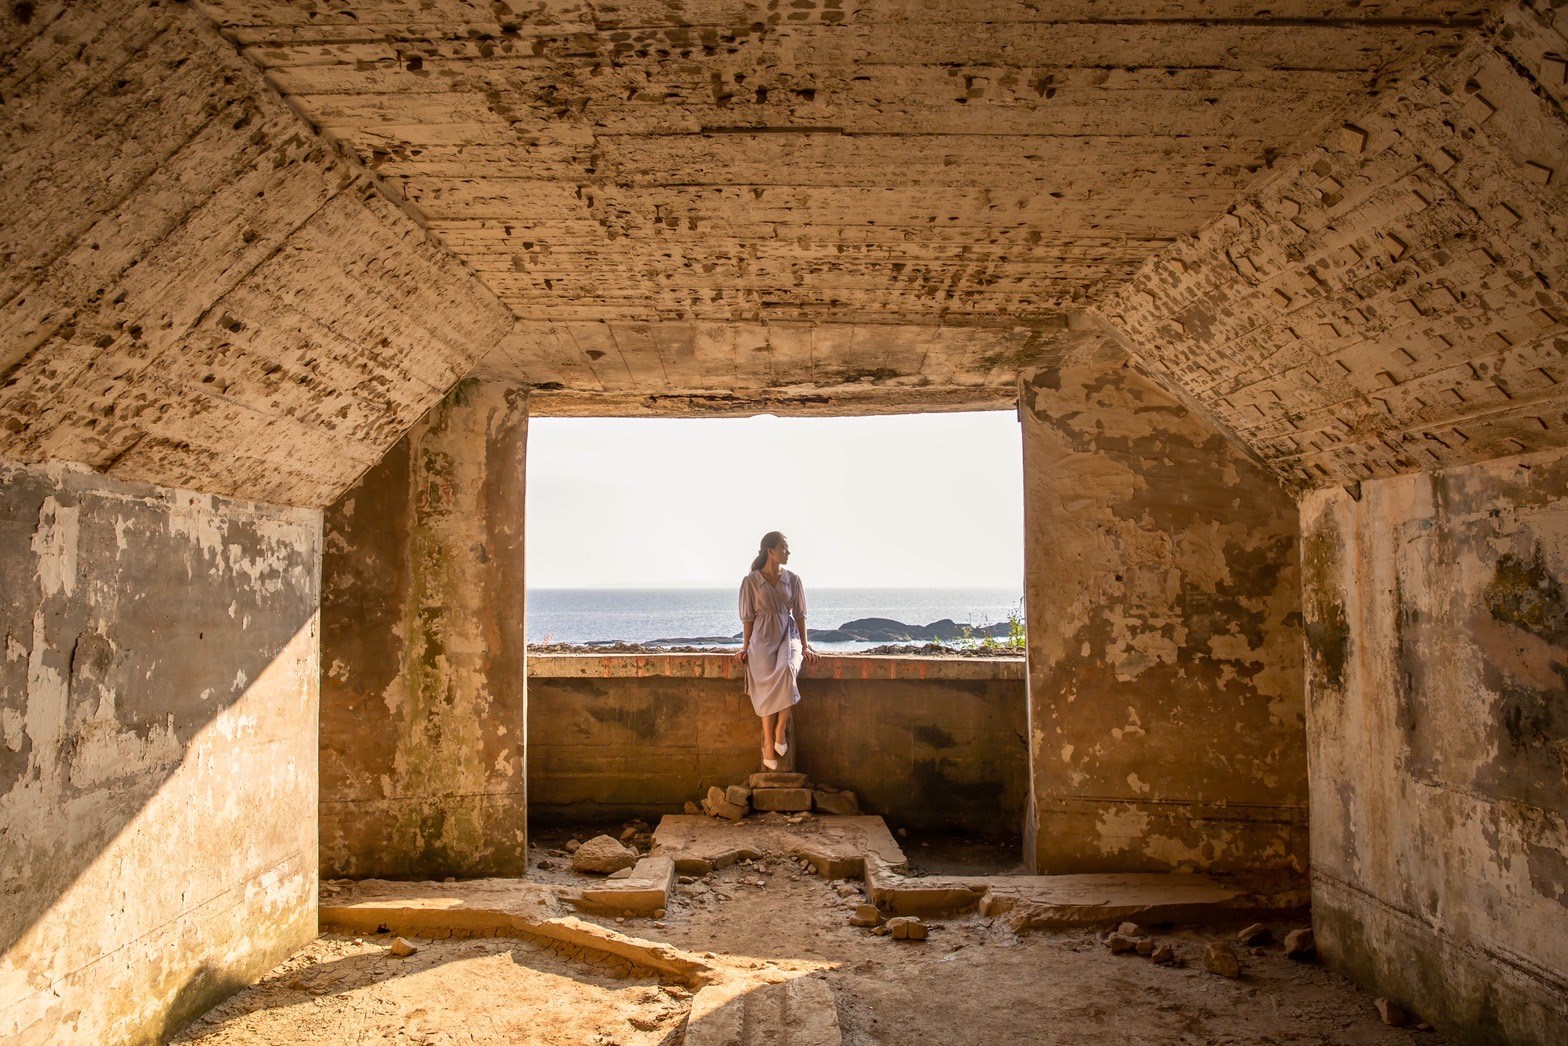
[177,829,1444,1045]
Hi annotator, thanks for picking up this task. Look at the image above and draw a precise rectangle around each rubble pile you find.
[684,773,863,821]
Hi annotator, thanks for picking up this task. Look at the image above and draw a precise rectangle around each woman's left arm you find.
[794,575,819,665]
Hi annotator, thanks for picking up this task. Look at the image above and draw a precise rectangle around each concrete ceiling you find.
[193,0,1485,414]
[10,0,1568,504]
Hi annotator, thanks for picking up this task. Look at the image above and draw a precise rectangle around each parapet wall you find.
[527,654,1027,834]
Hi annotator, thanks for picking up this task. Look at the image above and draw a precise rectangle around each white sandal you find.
[774,742,788,756]
[762,757,779,771]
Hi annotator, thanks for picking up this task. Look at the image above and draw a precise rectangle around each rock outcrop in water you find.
[617,616,1015,648]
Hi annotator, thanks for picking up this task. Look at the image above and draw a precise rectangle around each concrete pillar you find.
[1019,363,1306,875]
[320,380,528,878]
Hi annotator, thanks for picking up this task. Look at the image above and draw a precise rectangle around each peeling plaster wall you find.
[1020,363,1306,875]
[1301,447,1568,1043]
[0,458,320,1045]
[320,381,528,879]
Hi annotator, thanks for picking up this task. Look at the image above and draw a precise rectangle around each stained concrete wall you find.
[320,381,528,879]
[528,654,1027,833]
[1301,447,1568,1043]
[0,458,320,1045]
[1020,363,1307,875]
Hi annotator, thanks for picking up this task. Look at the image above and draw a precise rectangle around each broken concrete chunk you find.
[683,801,701,815]
[570,834,638,874]
[608,867,633,880]
[1135,939,1155,957]
[748,772,808,789]
[1151,943,1176,965]
[1117,921,1143,937]
[388,937,418,957]
[705,786,748,820]
[886,916,927,941]
[812,789,860,815]
[849,904,882,928]
[1203,941,1241,978]
[752,787,813,812]
[1108,933,1140,955]
[1284,928,1315,959]
[1236,923,1272,945]
[565,838,582,853]
[1375,998,1410,1027]
[724,784,752,806]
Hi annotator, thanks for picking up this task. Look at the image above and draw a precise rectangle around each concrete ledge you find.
[318,879,706,985]
[528,652,1025,681]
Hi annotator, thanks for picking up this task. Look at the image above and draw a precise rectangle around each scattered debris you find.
[1284,928,1315,959]
[887,916,928,941]
[388,937,418,958]
[1375,998,1410,1027]
[1151,943,1177,965]
[1236,922,1272,945]
[571,835,638,874]
[1203,941,1241,978]
[1108,933,1141,955]
[849,904,882,928]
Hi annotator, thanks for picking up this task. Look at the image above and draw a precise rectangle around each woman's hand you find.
[804,646,820,667]
[734,646,748,663]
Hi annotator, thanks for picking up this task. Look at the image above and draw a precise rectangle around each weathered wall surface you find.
[0,458,320,1045]
[320,381,528,878]
[0,0,515,506]
[1301,448,1568,1043]
[1020,363,1306,874]
[1102,1,1568,490]
[528,654,1027,834]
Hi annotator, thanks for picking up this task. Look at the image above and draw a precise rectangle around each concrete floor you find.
[175,849,1441,1045]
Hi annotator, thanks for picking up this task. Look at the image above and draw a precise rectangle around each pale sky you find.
[525,411,1024,588]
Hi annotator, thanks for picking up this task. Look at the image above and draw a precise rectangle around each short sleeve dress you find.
[738,568,807,717]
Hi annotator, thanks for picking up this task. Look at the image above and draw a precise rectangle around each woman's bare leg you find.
[774,706,792,755]
[761,713,777,765]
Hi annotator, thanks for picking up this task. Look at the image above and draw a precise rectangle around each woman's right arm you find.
[736,577,754,661]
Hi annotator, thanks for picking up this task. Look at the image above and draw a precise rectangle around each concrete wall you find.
[1301,447,1568,1043]
[0,458,320,1045]
[1020,363,1307,875]
[320,381,528,879]
[528,654,1027,834]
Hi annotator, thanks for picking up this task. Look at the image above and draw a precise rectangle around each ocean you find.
[528,587,1024,651]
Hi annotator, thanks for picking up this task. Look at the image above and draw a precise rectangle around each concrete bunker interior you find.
[3,1,1567,1043]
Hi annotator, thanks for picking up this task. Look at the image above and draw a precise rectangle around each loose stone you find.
[570,834,638,874]
[1107,933,1140,955]
[1236,923,1272,945]
[1375,998,1410,1027]
[887,916,928,941]
[1284,928,1315,959]
[849,904,882,928]
[1203,941,1241,978]
[388,937,418,958]
[1151,943,1176,965]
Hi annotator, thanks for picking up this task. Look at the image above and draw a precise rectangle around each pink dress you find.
[739,568,806,717]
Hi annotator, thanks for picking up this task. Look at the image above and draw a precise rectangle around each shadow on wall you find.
[0,461,321,1044]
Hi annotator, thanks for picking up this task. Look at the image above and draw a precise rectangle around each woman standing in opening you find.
[735,531,818,770]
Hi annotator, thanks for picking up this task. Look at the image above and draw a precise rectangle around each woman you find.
[735,531,819,770]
